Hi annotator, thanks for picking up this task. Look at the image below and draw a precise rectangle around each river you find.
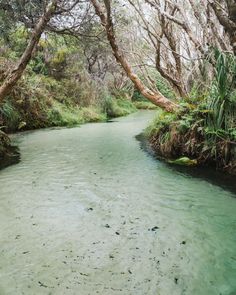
[0,111,235,295]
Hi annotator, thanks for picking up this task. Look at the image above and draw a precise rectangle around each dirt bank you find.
[0,131,20,169]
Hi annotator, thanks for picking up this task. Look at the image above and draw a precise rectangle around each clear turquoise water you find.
[0,111,235,295]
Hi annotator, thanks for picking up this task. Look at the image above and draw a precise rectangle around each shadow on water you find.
[136,133,236,196]
[0,146,20,171]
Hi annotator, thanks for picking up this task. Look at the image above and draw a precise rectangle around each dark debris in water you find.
[148,226,159,231]
[109,254,114,259]
[38,281,48,288]
[80,272,89,277]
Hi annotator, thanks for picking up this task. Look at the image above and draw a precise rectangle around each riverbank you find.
[137,133,236,194]
[145,109,236,176]
[0,131,20,170]
[0,99,156,169]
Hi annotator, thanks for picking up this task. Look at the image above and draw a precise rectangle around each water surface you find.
[0,111,235,295]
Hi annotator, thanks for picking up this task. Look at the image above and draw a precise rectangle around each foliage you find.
[103,96,136,118]
[0,100,20,130]
[133,101,158,110]
[132,72,176,102]
[147,52,236,174]
[145,109,176,137]
[155,73,176,99]
[206,50,236,135]
[47,102,106,127]
[0,26,141,134]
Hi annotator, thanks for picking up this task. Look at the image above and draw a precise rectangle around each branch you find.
[90,0,178,111]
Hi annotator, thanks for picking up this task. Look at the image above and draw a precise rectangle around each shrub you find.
[103,96,136,118]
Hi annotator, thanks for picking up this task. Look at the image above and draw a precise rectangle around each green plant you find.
[134,101,158,110]
[145,109,176,137]
[103,96,136,118]
[0,101,20,130]
[207,50,236,137]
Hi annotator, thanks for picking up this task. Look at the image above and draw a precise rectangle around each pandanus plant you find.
[206,49,236,141]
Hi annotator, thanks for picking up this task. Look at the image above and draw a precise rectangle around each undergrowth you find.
[103,96,137,118]
[147,50,236,174]
[0,72,138,132]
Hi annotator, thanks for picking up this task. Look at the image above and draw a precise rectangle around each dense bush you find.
[147,51,236,174]
[0,30,141,132]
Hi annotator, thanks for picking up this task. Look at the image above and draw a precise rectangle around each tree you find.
[90,0,234,107]
[126,0,234,97]
[0,0,58,102]
[209,0,236,55]
[90,0,178,112]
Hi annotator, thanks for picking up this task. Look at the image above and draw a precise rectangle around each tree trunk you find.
[226,0,236,22]
[90,0,178,112]
[210,1,236,55]
[0,0,57,102]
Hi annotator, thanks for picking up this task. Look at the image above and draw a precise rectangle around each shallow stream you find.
[0,111,235,295]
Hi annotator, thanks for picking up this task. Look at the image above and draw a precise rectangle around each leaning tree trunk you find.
[210,1,236,55]
[0,0,57,102]
[90,0,178,112]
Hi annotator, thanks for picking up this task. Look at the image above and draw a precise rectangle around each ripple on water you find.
[0,111,235,295]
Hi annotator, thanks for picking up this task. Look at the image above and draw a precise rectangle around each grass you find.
[146,102,236,174]
[134,101,158,110]
[0,100,21,130]
[0,54,158,134]
[144,109,176,137]
[104,96,137,118]
[45,101,108,127]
